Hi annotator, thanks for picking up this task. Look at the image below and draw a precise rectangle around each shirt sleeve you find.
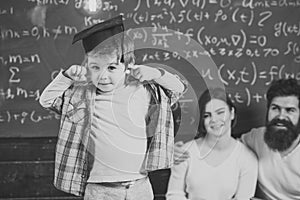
[154,69,188,105]
[166,158,190,200]
[241,128,258,150]
[39,71,73,112]
[154,69,186,94]
[240,127,264,156]
[234,144,258,200]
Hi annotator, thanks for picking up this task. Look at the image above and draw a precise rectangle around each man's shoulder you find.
[237,140,258,162]
[242,126,265,139]
[240,126,266,149]
[247,126,266,136]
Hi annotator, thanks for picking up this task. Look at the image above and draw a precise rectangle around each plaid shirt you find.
[48,82,185,196]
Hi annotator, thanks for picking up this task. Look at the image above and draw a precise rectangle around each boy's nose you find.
[98,69,109,80]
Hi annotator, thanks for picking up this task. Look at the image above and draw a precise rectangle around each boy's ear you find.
[125,69,130,74]
[125,63,135,74]
[128,63,134,69]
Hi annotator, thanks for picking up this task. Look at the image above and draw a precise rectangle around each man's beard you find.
[264,118,300,152]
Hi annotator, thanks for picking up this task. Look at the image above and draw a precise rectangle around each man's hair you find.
[195,88,237,139]
[266,78,300,109]
[87,33,135,69]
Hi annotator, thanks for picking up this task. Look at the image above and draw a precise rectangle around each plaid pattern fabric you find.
[143,84,175,171]
[49,83,185,196]
[50,85,96,196]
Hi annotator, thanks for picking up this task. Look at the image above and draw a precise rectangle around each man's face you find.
[265,96,300,152]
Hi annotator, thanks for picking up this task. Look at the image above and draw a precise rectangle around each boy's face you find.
[87,53,126,93]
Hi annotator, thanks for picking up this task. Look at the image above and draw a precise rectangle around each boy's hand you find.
[63,65,89,82]
[174,141,190,165]
[129,65,162,82]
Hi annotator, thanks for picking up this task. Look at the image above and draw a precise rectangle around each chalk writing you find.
[0,88,40,101]
[0,110,60,124]
[0,54,41,65]
[27,0,70,6]
[0,7,13,15]
[1,0,299,137]
[1,26,77,40]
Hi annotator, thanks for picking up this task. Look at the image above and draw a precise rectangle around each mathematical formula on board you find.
[1,51,300,89]
[0,0,299,135]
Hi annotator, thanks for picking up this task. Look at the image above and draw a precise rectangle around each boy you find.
[39,15,186,199]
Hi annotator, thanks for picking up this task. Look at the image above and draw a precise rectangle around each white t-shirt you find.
[241,127,300,200]
[87,83,150,182]
[167,140,258,200]
[86,70,184,183]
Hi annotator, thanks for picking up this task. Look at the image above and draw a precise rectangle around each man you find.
[174,78,300,200]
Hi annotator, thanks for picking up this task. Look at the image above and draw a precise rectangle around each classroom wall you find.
[0,0,299,199]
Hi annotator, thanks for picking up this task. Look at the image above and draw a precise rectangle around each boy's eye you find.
[108,65,117,70]
[90,65,100,70]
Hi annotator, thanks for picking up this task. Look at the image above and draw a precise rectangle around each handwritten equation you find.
[0,110,60,124]
[131,0,300,11]
[142,51,300,86]
[1,25,77,40]
[127,27,300,63]
[0,87,40,101]
[0,0,299,134]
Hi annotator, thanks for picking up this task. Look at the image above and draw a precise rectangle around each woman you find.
[166,88,258,200]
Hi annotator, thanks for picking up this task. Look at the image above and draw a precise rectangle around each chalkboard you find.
[0,0,299,139]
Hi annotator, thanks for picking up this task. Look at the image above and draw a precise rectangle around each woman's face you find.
[203,98,234,137]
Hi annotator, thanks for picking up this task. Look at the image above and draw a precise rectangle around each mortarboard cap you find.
[72,15,124,53]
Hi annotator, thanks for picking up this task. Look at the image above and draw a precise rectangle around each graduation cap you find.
[72,15,124,53]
